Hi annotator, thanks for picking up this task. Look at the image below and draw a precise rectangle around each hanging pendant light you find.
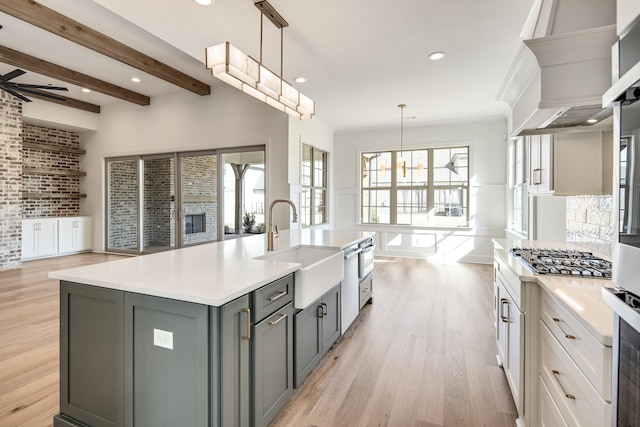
[205,0,315,119]
[397,104,407,178]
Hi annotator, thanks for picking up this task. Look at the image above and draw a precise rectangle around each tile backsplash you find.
[566,195,614,257]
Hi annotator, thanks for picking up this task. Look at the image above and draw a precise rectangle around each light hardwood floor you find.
[0,254,517,427]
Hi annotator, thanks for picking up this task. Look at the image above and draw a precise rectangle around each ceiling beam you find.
[0,45,150,105]
[0,0,211,96]
[17,88,101,114]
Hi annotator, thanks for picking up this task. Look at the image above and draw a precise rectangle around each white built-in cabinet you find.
[528,131,609,196]
[22,216,92,260]
[58,217,92,254]
[22,218,59,259]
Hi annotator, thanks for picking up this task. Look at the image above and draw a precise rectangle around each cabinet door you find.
[21,220,37,259]
[76,217,93,251]
[38,219,58,256]
[496,280,508,369]
[252,303,293,427]
[321,284,341,354]
[58,218,75,254]
[537,134,554,193]
[505,290,524,415]
[529,135,541,193]
[124,293,209,427]
[294,300,322,387]
[220,295,251,427]
[59,281,124,427]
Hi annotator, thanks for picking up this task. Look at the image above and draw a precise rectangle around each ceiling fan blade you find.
[16,87,67,102]
[1,86,31,102]
[0,69,26,83]
[11,83,69,91]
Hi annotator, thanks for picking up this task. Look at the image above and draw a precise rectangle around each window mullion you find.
[390,151,398,224]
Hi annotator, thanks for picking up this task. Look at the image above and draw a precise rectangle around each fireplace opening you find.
[185,213,206,234]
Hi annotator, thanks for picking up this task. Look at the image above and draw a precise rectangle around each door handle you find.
[552,370,576,400]
[499,298,509,322]
[317,305,324,318]
[268,291,287,301]
[269,313,287,326]
[321,303,328,317]
[242,308,251,340]
[552,317,576,340]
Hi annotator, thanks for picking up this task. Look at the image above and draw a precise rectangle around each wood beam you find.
[17,88,101,113]
[1,0,211,96]
[0,45,150,105]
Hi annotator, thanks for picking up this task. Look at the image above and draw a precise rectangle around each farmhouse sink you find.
[256,246,344,308]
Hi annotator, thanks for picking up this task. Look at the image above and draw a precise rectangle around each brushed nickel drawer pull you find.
[269,313,287,325]
[321,303,328,316]
[268,291,287,301]
[552,317,576,339]
[552,370,576,400]
[242,308,251,340]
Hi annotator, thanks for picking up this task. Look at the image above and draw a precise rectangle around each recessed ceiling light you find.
[194,0,213,5]
[428,51,445,61]
[131,77,141,83]
[82,88,91,93]
[587,119,598,124]
[294,77,307,83]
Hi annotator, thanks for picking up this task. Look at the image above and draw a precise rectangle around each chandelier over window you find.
[205,0,315,119]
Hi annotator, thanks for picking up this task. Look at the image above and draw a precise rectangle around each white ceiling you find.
[1,0,534,132]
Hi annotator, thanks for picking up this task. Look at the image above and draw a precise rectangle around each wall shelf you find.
[23,167,87,177]
[22,142,86,155]
[22,193,87,199]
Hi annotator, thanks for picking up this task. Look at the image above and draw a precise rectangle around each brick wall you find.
[22,124,81,218]
[182,155,217,245]
[0,91,23,270]
[566,195,614,256]
[108,160,139,250]
[143,157,174,248]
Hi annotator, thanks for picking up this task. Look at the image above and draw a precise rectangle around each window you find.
[361,146,469,226]
[301,144,328,227]
[508,137,528,235]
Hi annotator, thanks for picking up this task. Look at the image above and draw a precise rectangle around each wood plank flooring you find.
[270,258,518,427]
[0,254,517,427]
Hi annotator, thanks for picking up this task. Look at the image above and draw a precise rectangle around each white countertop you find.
[49,229,373,307]
[493,238,614,346]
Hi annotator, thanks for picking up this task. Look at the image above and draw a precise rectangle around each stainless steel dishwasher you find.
[341,244,361,334]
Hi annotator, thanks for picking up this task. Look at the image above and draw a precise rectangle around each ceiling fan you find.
[0,69,68,102]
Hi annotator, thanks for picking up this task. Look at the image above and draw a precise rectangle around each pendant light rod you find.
[399,103,406,153]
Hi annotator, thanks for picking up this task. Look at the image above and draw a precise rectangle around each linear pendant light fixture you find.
[205,0,315,119]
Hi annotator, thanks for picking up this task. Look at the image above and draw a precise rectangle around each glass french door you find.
[141,155,176,254]
[106,158,140,253]
[179,152,218,247]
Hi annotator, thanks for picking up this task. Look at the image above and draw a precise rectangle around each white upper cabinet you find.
[528,131,611,196]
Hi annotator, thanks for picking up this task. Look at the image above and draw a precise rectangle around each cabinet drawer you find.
[252,274,293,323]
[539,321,611,427]
[539,375,569,427]
[359,274,373,310]
[540,290,611,400]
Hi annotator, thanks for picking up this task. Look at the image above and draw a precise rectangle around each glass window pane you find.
[362,189,390,224]
[301,187,311,227]
[433,187,467,226]
[107,159,139,251]
[302,144,312,187]
[313,189,326,224]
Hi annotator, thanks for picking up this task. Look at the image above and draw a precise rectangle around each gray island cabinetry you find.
[55,273,294,427]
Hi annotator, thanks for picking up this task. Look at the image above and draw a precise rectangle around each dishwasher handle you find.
[344,248,362,260]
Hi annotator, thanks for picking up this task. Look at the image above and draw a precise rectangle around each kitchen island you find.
[49,229,373,427]
[493,239,613,427]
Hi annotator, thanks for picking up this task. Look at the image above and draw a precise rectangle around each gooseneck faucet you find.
[267,199,298,251]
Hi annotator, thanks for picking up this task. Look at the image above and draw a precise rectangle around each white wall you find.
[333,117,508,263]
[79,84,290,251]
[287,117,335,227]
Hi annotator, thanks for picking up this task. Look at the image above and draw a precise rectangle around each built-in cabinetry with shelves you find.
[22,217,92,260]
[527,131,610,196]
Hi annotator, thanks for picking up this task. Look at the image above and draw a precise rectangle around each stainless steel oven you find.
[603,17,640,427]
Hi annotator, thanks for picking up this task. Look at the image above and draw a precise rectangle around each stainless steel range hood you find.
[498,0,617,136]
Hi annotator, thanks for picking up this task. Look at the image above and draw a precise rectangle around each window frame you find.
[508,137,528,236]
[361,146,470,227]
[301,143,328,227]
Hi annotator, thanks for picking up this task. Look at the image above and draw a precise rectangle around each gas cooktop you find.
[509,247,612,279]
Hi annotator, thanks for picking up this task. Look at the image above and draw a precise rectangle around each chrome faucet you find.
[267,199,298,251]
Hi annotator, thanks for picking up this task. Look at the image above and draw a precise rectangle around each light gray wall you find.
[333,116,508,263]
